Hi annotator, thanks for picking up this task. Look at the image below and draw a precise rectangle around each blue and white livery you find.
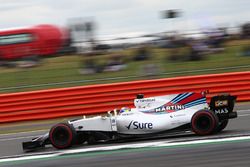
[22,92,237,150]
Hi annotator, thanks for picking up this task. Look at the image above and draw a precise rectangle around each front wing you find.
[22,133,50,151]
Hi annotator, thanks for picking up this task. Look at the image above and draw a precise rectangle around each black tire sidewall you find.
[49,123,76,149]
[191,110,218,135]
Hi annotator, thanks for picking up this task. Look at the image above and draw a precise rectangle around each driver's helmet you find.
[120,107,131,113]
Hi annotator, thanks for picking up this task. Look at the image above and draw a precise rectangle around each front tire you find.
[49,123,76,149]
[191,110,219,135]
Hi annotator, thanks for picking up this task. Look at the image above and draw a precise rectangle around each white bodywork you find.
[69,93,208,135]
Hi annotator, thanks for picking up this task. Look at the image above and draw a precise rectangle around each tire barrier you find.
[0,71,249,123]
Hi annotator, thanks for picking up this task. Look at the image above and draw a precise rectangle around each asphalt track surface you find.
[0,103,250,167]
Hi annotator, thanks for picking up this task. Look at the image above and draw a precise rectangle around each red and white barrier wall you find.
[0,71,249,123]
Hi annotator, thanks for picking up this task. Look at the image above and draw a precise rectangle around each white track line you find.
[0,130,47,137]
[238,114,250,117]
[238,109,250,113]
[1,135,250,163]
[0,135,39,142]
[0,154,58,163]
[61,136,250,155]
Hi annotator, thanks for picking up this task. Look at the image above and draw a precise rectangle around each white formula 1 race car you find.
[23,92,237,150]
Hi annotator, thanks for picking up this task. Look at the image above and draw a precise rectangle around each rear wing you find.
[209,94,237,119]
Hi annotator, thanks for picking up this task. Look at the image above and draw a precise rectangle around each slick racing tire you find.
[49,123,76,149]
[191,110,219,135]
[216,119,229,133]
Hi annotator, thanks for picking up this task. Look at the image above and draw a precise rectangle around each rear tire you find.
[216,120,228,132]
[191,110,219,135]
[49,123,76,149]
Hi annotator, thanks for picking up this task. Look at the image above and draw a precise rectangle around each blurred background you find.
[0,0,249,93]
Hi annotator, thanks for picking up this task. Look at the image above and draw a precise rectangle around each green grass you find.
[0,40,250,93]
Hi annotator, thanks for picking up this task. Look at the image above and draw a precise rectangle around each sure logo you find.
[126,121,153,130]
